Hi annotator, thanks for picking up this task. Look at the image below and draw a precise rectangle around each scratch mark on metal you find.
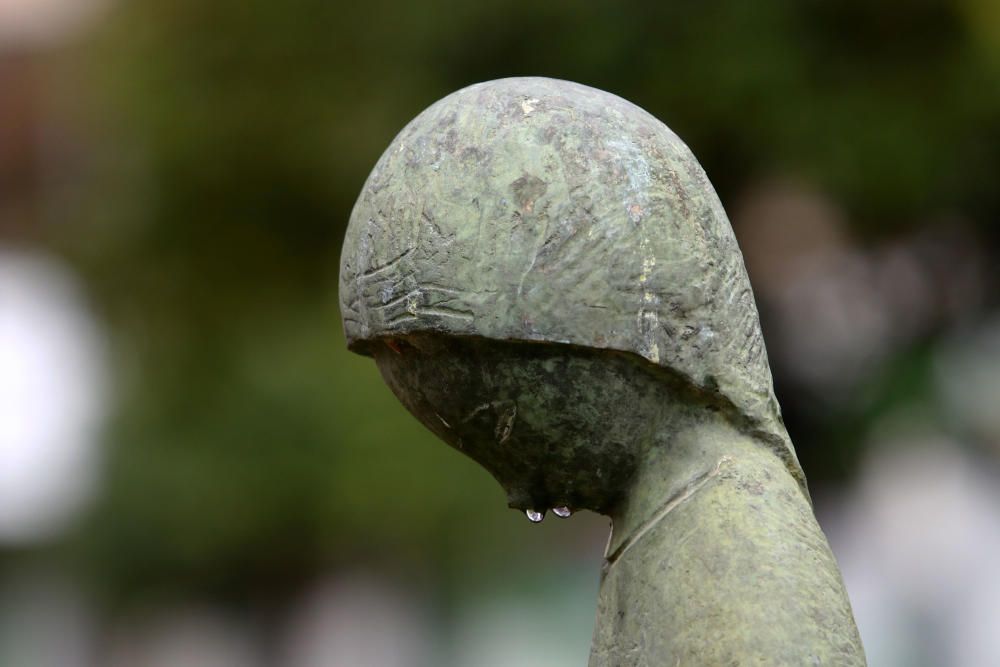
[604,456,731,568]
[362,247,414,279]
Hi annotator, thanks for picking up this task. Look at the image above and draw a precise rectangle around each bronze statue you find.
[340,77,866,665]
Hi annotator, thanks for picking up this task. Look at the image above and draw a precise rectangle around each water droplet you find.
[552,506,572,518]
[525,509,544,523]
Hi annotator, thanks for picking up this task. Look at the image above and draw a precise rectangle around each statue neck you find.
[605,415,750,559]
[590,417,866,666]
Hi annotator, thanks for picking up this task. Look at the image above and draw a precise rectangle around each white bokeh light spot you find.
[0,248,108,543]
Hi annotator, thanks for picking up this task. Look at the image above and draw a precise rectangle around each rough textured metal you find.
[340,77,803,489]
[340,77,866,665]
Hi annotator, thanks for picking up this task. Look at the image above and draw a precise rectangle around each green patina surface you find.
[340,77,866,665]
[594,423,863,666]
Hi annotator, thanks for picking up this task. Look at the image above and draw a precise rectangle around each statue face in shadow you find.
[373,333,706,518]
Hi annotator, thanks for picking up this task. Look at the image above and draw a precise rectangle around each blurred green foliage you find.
[44,0,1000,603]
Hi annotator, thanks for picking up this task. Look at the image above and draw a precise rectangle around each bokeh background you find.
[2,1,1000,665]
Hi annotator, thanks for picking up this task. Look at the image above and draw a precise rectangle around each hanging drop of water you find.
[552,506,572,518]
[525,509,544,523]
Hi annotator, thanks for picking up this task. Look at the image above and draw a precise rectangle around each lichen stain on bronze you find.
[511,173,547,214]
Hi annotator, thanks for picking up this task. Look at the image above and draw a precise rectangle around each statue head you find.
[340,77,804,518]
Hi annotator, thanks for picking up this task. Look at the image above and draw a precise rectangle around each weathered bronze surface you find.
[340,77,866,665]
